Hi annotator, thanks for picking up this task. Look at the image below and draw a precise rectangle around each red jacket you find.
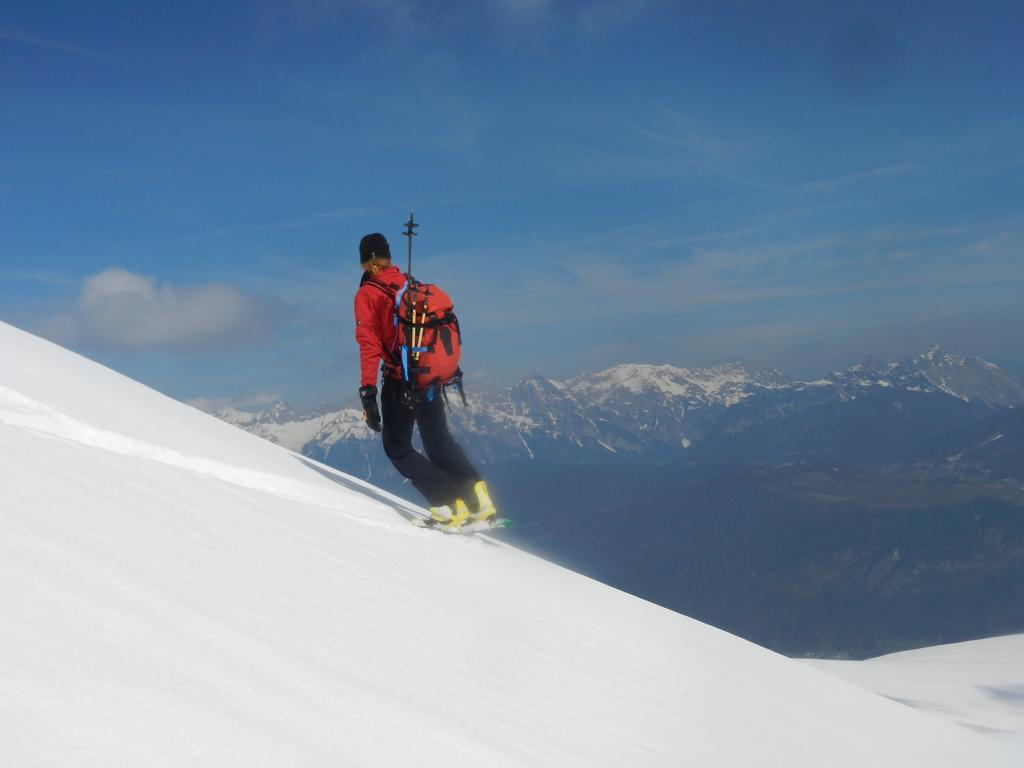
[354,265,407,388]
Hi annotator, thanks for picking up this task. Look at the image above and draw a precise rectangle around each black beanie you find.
[359,233,391,263]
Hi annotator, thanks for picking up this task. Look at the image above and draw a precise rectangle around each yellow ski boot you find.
[428,504,454,525]
[449,498,471,528]
[469,480,497,524]
[426,499,470,529]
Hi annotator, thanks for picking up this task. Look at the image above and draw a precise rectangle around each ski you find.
[411,517,512,534]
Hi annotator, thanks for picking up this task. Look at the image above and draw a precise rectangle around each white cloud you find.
[48,268,292,351]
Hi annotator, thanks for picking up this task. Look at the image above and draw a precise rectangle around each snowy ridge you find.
[0,385,387,523]
[211,348,1024,469]
[1,319,1018,766]
[211,400,369,452]
[566,361,790,407]
[806,634,1024,741]
[826,346,1024,406]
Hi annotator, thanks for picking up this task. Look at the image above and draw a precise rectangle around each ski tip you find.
[469,518,512,533]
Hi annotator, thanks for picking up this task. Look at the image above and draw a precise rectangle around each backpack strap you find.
[362,276,396,298]
[441,368,467,408]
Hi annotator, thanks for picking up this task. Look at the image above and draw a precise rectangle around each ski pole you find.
[402,211,418,277]
[413,301,420,362]
[412,300,420,362]
[415,295,426,361]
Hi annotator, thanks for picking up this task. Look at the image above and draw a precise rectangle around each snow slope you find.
[805,635,1024,741]
[0,320,1017,767]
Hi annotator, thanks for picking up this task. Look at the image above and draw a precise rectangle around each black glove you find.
[359,385,382,432]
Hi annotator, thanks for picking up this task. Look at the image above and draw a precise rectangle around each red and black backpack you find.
[367,274,465,403]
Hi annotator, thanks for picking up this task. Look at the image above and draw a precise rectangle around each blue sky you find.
[2,0,1022,408]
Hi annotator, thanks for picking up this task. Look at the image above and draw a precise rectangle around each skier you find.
[354,231,497,529]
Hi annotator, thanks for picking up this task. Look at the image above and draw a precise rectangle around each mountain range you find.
[208,346,1024,478]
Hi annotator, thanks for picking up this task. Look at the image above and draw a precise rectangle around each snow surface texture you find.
[0,320,1018,767]
[805,635,1024,743]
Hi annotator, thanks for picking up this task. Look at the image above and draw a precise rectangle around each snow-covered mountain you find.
[823,346,1024,406]
[1,320,1020,766]
[483,362,792,459]
[204,361,795,464]
[212,399,369,452]
[207,348,1024,472]
[569,361,792,407]
[201,360,797,468]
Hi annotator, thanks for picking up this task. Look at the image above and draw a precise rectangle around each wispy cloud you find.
[798,162,919,194]
[254,205,384,232]
[967,228,1024,259]
[312,206,380,221]
[433,217,1024,343]
[0,27,102,60]
[623,107,757,185]
[284,51,486,155]
[44,268,296,351]
[629,109,733,161]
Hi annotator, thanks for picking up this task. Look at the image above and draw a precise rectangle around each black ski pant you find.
[380,377,481,508]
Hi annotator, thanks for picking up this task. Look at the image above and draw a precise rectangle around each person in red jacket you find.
[354,232,496,528]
